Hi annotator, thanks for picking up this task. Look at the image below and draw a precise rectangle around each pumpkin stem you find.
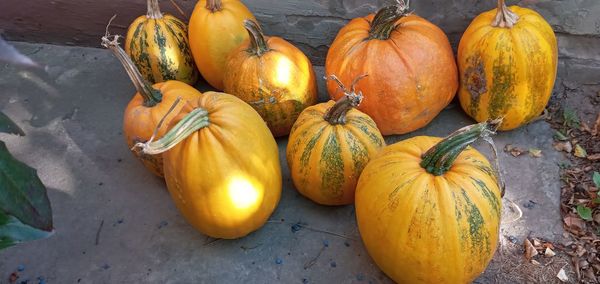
[133,106,210,155]
[244,19,270,57]
[206,0,223,13]
[101,34,162,107]
[369,0,410,40]
[324,74,368,125]
[147,0,163,19]
[420,119,502,176]
[492,0,519,28]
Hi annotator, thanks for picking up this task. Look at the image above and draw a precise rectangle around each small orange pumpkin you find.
[325,2,458,135]
[287,75,385,205]
[224,20,318,137]
[102,35,201,177]
[136,92,281,239]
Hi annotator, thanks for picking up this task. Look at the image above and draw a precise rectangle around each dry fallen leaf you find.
[524,239,539,260]
[505,144,526,157]
[557,268,569,282]
[554,141,573,153]
[593,113,600,136]
[574,144,588,158]
[529,148,542,158]
[564,214,586,230]
[588,154,600,161]
[545,247,556,257]
[531,259,541,265]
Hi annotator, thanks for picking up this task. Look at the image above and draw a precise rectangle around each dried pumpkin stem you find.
[147,0,163,19]
[244,20,270,57]
[134,107,210,155]
[420,119,501,176]
[492,0,519,28]
[101,35,162,107]
[324,75,367,125]
[206,0,223,13]
[369,1,410,40]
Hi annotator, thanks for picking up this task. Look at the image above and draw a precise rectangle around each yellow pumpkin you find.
[458,0,558,130]
[287,76,384,205]
[137,92,281,239]
[188,0,256,90]
[355,121,502,283]
[224,20,318,137]
[125,0,198,85]
[102,35,201,177]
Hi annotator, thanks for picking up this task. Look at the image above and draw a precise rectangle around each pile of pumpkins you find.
[101,0,557,282]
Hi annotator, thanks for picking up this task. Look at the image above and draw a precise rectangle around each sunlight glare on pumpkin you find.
[228,178,261,210]
[275,56,293,86]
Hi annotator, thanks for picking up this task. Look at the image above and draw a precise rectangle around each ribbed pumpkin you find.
[224,20,318,137]
[458,0,558,130]
[102,35,201,177]
[287,75,384,205]
[325,2,458,135]
[355,121,502,283]
[189,0,256,90]
[125,0,198,85]
[136,92,281,239]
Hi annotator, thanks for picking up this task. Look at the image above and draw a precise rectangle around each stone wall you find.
[1,0,599,96]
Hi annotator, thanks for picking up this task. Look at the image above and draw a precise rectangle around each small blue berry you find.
[275,258,283,264]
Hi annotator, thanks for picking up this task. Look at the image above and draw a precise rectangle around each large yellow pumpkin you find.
[287,76,384,205]
[188,0,256,90]
[125,0,198,85]
[224,20,318,137]
[102,35,201,177]
[458,0,558,130]
[137,92,281,239]
[355,121,502,283]
[325,2,458,135]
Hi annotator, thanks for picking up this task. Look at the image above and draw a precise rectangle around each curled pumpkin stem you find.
[244,19,270,57]
[492,0,519,28]
[420,118,502,176]
[369,0,411,40]
[323,75,367,125]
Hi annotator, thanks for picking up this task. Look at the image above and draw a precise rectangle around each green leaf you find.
[577,205,593,221]
[563,108,580,129]
[593,172,600,188]
[0,211,53,250]
[0,141,52,231]
[554,131,568,141]
[0,112,24,136]
[574,144,587,158]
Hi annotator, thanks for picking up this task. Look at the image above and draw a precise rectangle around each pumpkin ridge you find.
[459,188,492,264]
[343,129,369,184]
[488,33,516,119]
[347,124,384,148]
[153,22,177,80]
[319,128,345,199]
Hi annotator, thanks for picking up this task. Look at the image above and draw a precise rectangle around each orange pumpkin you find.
[224,20,318,137]
[102,35,201,177]
[356,120,502,283]
[188,0,256,90]
[136,92,281,239]
[287,75,385,205]
[325,2,458,135]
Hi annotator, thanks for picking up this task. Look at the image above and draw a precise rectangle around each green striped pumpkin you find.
[286,78,385,205]
[125,0,198,85]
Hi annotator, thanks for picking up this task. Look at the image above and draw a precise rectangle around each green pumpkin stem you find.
[492,0,519,28]
[420,119,501,176]
[101,35,162,107]
[244,20,271,57]
[147,0,163,19]
[324,74,368,125]
[369,0,411,40]
[206,0,223,13]
[134,107,211,155]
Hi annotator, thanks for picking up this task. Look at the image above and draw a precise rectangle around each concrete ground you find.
[0,42,567,283]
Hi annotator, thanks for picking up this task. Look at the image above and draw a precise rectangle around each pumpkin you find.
[102,35,201,177]
[125,0,198,85]
[223,20,318,137]
[355,121,502,283]
[188,0,256,90]
[458,0,558,130]
[136,92,281,239]
[325,1,458,135]
[287,75,384,205]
